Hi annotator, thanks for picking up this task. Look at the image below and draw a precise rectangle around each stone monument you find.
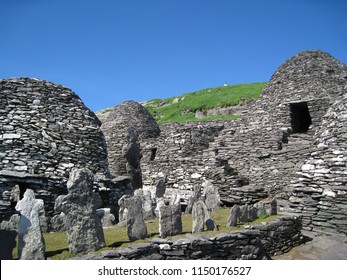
[54,168,105,254]
[15,189,46,260]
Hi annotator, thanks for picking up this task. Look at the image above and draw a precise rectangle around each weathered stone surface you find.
[203,180,221,211]
[96,208,115,227]
[227,205,240,227]
[270,198,278,216]
[185,185,202,214]
[122,127,143,190]
[125,196,147,241]
[0,77,111,222]
[98,100,160,177]
[50,213,66,232]
[54,168,105,254]
[118,194,130,226]
[192,200,217,233]
[159,204,182,238]
[134,189,155,220]
[239,205,249,223]
[15,189,45,260]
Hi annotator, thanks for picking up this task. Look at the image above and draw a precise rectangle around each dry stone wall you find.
[0,78,111,221]
[79,215,303,260]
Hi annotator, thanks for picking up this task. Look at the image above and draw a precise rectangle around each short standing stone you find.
[118,195,130,226]
[50,213,67,232]
[135,189,155,220]
[227,205,240,227]
[192,200,218,233]
[15,189,46,260]
[96,208,116,227]
[203,180,220,211]
[125,196,148,241]
[239,205,249,223]
[270,198,277,215]
[54,168,105,254]
[248,205,258,222]
[185,185,202,214]
[159,204,182,238]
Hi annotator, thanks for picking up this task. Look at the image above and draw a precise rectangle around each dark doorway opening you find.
[150,148,157,161]
[289,102,312,133]
[19,183,31,199]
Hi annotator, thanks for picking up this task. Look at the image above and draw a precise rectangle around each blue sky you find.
[1,0,346,112]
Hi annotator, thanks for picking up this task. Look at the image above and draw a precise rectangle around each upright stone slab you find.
[227,205,240,227]
[54,168,105,254]
[135,189,155,220]
[125,196,147,241]
[185,185,202,214]
[159,204,182,238]
[248,205,258,222]
[96,208,116,227]
[15,189,45,260]
[239,205,249,223]
[122,127,143,190]
[203,180,220,211]
[192,200,217,233]
[118,194,130,226]
[270,198,277,215]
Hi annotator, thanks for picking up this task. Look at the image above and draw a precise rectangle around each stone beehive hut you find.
[0,77,110,221]
[100,100,160,176]
[138,51,347,224]
[289,94,347,235]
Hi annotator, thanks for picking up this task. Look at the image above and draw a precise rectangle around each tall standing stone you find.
[192,200,218,233]
[15,189,46,260]
[122,127,143,190]
[118,194,130,226]
[125,196,147,241]
[227,205,240,227]
[54,168,105,254]
[159,204,182,238]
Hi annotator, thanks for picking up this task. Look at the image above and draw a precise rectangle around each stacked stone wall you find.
[0,78,111,221]
[81,215,303,260]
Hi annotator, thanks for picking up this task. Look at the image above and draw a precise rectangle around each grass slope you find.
[144,82,266,124]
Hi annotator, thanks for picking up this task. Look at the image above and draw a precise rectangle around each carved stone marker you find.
[239,205,249,223]
[125,196,147,241]
[118,194,130,226]
[159,204,182,238]
[15,189,45,260]
[192,200,218,233]
[122,127,143,190]
[54,168,105,254]
[227,205,240,227]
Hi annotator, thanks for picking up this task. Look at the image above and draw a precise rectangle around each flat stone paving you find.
[273,230,347,260]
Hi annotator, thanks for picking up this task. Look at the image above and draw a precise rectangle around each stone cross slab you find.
[54,168,105,254]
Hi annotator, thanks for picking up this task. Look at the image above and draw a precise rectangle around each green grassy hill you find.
[143,82,267,124]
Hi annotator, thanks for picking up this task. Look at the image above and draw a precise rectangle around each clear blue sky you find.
[1,0,346,112]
